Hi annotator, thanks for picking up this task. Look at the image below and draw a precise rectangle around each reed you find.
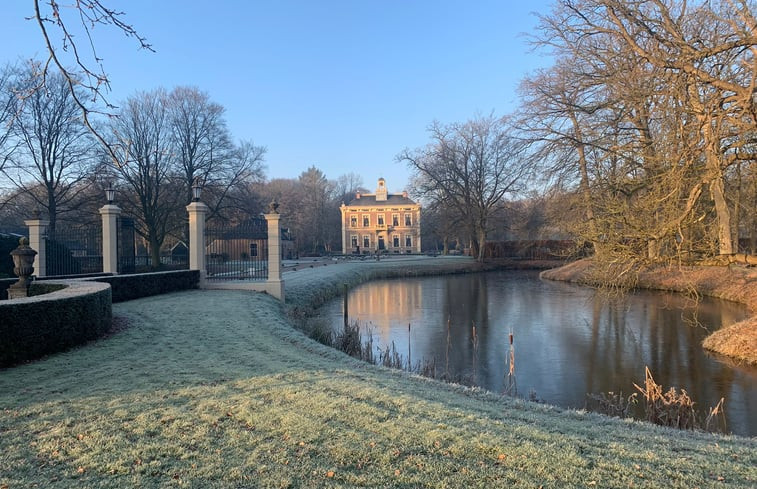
[471,322,478,385]
[504,329,517,396]
[587,366,728,433]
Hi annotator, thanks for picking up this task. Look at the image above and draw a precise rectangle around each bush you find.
[0,282,111,367]
[91,270,200,303]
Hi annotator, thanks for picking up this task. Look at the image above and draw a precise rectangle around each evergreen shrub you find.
[92,269,199,303]
[0,282,111,367]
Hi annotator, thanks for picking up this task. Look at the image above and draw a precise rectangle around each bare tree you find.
[28,0,152,164]
[545,0,757,257]
[333,172,366,203]
[108,89,181,268]
[0,64,17,176]
[1,66,98,236]
[520,0,757,275]
[398,115,532,261]
[167,87,265,209]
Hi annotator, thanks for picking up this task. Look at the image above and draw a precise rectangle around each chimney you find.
[356,192,361,199]
[402,191,408,198]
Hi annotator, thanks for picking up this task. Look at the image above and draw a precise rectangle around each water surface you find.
[321,270,757,436]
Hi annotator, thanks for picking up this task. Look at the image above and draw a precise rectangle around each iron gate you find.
[205,218,268,281]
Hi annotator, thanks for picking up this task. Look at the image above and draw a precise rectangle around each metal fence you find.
[45,226,103,275]
[117,217,136,274]
[205,219,268,281]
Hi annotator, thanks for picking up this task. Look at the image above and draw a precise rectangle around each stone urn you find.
[8,237,37,299]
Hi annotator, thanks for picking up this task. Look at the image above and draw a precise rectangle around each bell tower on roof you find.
[376,178,388,202]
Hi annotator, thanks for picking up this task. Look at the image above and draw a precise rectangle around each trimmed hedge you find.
[0,281,112,368]
[0,278,14,300]
[90,270,200,303]
[1,271,199,367]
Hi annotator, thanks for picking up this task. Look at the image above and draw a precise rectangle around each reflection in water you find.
[321,271,757,437]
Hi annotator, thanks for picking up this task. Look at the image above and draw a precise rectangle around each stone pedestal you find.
[8,237,37,299]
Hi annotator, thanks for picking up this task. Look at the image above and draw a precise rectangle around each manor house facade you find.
[340,178,421,254]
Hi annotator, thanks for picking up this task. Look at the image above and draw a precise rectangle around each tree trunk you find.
[710,176,734,255]
[477,227,487,262]
[150,236,162,269]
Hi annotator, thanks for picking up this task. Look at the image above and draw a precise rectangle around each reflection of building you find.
[348,281,422,344]
[340,178,421,254]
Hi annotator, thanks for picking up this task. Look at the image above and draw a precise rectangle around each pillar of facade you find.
[416,209,422,253]
[24,216,49,278]
[99,204,121,274]
[264,208,285,301]
[186,201,209,283]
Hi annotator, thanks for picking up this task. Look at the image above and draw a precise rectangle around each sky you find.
[0,1,554,193]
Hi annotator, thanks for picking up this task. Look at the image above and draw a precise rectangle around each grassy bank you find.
[541,259,757,366]
[0,257,755,488]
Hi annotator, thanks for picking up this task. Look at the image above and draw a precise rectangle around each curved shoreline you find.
[540,259,757,366]
[0,257,754,487]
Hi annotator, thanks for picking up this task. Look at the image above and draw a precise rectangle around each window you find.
[392,214,399,226]
[404,213,412,226]
[351,235,358,248]
[377,214,385,227]
[393,235,400,247]
[350,215,357,227]
[405,235,412,247]
[250,243,258,257]
[362,215,370,227]
[363,235,371,248]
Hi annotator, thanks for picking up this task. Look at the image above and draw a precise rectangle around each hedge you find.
[89,269,200,302]
[0,281,111,367]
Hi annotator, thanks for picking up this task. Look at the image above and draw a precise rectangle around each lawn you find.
[0,257,755,488]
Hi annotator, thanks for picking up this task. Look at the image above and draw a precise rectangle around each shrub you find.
[0,282,111,367]
[91,270,199,303]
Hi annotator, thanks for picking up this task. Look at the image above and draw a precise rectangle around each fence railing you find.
[205,219,268,281]
[45,226,103,275]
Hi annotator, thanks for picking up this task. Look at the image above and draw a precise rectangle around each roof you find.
[345,194,418,207]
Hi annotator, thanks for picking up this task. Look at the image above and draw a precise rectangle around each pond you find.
[320,270,757,437]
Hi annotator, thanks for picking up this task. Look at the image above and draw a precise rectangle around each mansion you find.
[340,178,422,254]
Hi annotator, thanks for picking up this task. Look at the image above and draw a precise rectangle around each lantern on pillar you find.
[105,184,116,204]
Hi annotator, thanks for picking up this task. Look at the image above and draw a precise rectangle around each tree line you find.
[402,0,757,270]
[4,0,756,270]
[0,61,371,263]
[515,0,757,272]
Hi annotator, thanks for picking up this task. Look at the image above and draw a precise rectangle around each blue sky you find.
[1,1,554,192]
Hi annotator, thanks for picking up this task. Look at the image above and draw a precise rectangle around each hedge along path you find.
[0,260,753,488]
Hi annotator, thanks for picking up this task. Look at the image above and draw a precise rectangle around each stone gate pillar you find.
[264,201,284,301]
[99,203,121,274]
[187,200,209,284]
[24,215,48,278]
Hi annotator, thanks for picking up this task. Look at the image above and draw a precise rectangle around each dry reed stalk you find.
[504,330,517,396]
[471,323,478,385]
[445,316,451,380]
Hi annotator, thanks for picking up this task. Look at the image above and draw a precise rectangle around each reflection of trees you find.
[336,272,757,435]
[436,274,490,382]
